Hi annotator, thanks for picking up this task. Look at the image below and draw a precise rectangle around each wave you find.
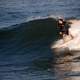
[0,17,59,69]
[0,17,58,43]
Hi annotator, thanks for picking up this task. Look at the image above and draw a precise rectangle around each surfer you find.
[58,18,69,38]
[57,18,73,42]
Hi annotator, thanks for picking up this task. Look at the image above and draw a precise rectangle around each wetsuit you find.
[58,19,66,34]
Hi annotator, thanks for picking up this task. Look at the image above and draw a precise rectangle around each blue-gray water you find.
[0,0,80,80]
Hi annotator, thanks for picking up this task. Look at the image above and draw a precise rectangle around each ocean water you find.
[0,0,80,80]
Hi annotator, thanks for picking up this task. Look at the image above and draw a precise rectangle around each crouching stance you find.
[58,18,73,42]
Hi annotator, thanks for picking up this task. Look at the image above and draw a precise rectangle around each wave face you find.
[0,18,57,42]
[0,18,58,80]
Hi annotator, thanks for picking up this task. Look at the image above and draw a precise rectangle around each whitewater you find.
[51,20,80,51]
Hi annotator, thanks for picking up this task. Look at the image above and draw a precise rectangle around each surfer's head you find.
[58,17,64,25]
[58,16,64,20]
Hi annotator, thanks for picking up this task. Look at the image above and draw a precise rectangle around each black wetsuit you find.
[58,19,69,35]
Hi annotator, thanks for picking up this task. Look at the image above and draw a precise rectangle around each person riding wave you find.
[57,17,73,42]
[58,17,69,37]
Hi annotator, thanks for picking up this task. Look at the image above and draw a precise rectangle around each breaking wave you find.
[0,17,58,43]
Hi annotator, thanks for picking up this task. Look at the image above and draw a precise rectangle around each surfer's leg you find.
[59,31,64,38]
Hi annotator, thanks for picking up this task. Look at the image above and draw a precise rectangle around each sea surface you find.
[0,0,80,80]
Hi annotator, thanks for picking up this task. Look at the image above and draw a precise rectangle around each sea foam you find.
[51,19,80,51]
